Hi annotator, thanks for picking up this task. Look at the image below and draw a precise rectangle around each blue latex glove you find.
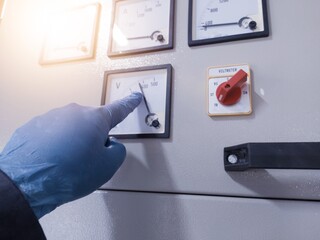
[0,92,142,219]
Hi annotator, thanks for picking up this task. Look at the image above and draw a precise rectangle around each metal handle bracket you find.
[224,142,320,171]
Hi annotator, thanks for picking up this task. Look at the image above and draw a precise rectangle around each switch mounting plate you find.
[207,64,252,116]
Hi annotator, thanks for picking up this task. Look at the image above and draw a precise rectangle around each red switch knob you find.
[216,69,248,106]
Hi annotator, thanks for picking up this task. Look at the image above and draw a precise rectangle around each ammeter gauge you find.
[188,0,269,46]
[101,64,172,138]
[108,0,174,57]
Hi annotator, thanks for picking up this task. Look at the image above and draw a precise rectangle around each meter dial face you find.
[101,64,172,138]
[188,0,269,46]
[40,3,100,65]
[108,0,174,57]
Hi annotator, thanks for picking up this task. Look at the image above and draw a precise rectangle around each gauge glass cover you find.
[108,0,174,56]
[188,0,269,46]
[101,64,172,138]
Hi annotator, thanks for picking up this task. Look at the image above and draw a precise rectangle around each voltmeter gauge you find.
[188,0,269,46]
[108,0,174,57]
[101,64,172,138]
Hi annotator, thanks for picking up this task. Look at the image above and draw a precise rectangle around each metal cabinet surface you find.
[2,0,320,239]
[40,191,320,240]
[103,0,320,200]
[2,0,319,200]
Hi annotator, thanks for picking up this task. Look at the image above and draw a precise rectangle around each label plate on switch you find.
[207,64,252,116]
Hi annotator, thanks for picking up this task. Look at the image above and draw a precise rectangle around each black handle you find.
[224,142,320,171]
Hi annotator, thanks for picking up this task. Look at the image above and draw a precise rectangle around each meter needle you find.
[202,21,238,28]
[127,30,165,42]
[201,17,257,30]
[139,83,151,114]
[138,82,161,129]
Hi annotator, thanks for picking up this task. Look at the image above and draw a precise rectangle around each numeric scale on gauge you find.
[201,16,258,31]
[108,0,174,56]
[188,0,269,46]
[101,64,172,138]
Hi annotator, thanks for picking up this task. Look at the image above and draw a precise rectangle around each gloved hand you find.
[0,92,142,219]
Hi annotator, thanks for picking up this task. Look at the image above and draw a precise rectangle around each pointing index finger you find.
[102,92,142,130]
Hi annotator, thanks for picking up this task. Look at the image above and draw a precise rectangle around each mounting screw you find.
[152,119,160,128]
[157,34,165,42]
[249,21,257,30]
[227,154,238,164]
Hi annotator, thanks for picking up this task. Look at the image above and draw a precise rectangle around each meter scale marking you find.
[127,30,165,42]
[200,16,257,30]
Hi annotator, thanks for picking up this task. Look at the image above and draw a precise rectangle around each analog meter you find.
[101,64,172,138]
[108,0,174,57]
[40,3,101,64]
[188,0,269,46]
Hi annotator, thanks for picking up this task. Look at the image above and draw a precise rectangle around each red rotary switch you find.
[215,69,248,106]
